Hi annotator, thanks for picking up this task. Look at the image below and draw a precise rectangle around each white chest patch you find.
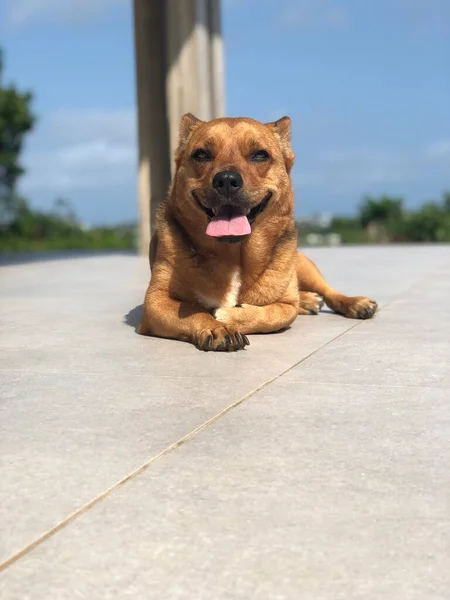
[196,268,241,309]
[223,268,241,308]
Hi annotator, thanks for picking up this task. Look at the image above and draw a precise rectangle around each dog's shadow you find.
[124,305,144,332]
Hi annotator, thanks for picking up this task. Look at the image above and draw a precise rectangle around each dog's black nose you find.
[212,171,243,195]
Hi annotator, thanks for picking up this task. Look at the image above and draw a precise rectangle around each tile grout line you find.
[0,321,363,574]
[0,270,437,573]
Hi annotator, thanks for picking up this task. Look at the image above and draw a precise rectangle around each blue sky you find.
[1,0,449,225]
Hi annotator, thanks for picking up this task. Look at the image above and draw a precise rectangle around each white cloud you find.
[49,109,136,147]
[6,0,126,24]
[294,149,402,190]
[278,0,349,31]
[425,139,450,161]
[58,140,134,168]
[20,108,137,192]
[292,141,450,192]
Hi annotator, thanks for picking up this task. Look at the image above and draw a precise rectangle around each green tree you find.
[359,195,403,228]
[52,197,79,225]
[0,48,36,221]
[442,191,450,213]
[359,195,404,242]
[402,200,450,243]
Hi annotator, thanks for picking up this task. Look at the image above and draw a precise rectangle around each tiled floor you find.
[1,246,449,599]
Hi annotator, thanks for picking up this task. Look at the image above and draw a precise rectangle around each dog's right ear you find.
[179,113,202,144]
[175,113,203,167]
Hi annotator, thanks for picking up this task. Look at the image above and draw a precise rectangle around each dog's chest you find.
[196,268,241,309]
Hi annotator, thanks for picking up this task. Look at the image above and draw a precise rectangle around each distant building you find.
[299,212,334,229]
[305,233,342,247]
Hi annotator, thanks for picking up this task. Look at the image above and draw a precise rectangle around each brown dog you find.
[138,114,377,351]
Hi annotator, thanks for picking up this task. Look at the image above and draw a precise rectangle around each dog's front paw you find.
[195,324,249,352]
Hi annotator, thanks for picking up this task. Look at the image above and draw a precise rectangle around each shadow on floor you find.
[124,305,144,332]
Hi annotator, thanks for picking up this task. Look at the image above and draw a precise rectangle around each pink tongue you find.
[206,214,251,238]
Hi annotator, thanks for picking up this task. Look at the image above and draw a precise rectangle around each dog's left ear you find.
[175,113,204,168]
[265,116,295,172]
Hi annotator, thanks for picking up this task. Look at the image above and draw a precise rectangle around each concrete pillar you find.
[133,0,171,257]
[133,0,225,256]
[209,0,225,119]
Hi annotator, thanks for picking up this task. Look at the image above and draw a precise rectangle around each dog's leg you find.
[296,251,377,319]
[214,269,300,334]
[214,302,298,334]
[138,288,249,352]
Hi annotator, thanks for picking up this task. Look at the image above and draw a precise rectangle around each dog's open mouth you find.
[194,192,272,239]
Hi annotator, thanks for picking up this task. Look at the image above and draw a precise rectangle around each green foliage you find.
[355,192,450,244]
[330,217,369,244]
[401,200,450,242]
[0,49,36,220]
[0,197,136,253]
[357,195,404,242]
[297,192,450,246]
[359,195,403,228]
[442,191,450,214]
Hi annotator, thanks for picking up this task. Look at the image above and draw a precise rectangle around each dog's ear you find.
[179,113,202,144]
[265,116,295,172]
[175,113,203,167]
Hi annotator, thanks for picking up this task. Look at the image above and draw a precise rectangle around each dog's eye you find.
[250,150,270,162]
[192,148,212,162]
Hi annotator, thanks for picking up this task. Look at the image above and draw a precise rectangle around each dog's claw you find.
[235,332,250,349]
[349,298,378,319]
[197,328,248,352]
[225,334,234,350]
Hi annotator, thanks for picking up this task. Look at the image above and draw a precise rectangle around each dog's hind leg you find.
[296,251,378,319]
[297,291,324,315]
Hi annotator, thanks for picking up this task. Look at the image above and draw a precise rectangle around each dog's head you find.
[172,114,295,243]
